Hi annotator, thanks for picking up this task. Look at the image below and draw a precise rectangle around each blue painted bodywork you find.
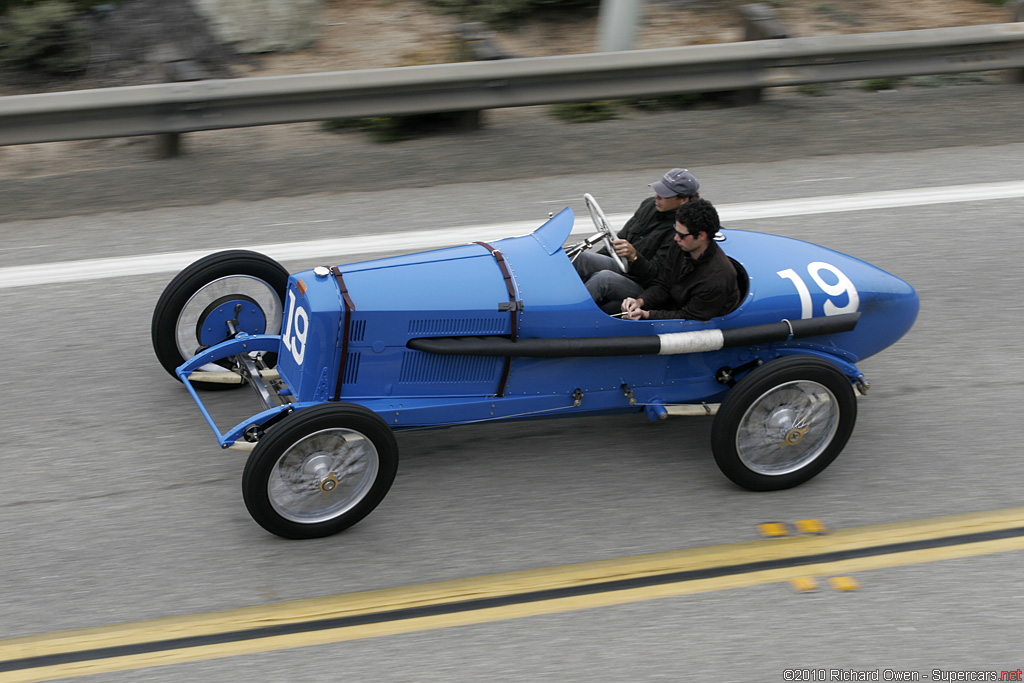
[178,208,918,447]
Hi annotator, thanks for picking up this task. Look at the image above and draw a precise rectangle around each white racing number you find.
[777,262,859,319]
[282,288,309,365]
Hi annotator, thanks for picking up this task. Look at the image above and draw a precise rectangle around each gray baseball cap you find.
[650,168,699,198]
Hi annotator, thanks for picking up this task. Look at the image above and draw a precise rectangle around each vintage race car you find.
[151,195,918,539]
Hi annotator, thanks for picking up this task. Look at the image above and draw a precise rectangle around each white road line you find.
[720,180,1024,220]
[0,221,546,290]
[0,244,52,252]
[3,180,1024,291]
[264,219,337,227]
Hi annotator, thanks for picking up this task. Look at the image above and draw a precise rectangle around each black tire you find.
[711,356,856,491]
[242,404,399,539]
[151,250,289,385]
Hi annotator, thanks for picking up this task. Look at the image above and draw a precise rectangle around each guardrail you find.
[1,22,1023,147]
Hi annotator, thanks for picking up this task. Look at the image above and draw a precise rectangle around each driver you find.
[574,168,700,314]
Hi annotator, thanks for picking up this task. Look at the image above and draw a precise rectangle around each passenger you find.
[574,168,700,314]
[620,198,740,321]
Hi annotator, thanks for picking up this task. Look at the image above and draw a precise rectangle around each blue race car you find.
[151,195,918,539]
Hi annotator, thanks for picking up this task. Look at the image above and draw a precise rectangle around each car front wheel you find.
[242,404,399,539]
[151,249,289,386]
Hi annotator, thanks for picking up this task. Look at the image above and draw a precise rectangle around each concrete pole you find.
[597,0,645,52]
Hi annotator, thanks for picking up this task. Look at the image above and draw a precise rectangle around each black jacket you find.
[638,240,741,321]
[618,196,679,287]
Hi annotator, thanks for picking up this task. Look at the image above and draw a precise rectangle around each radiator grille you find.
[399,352,501,384]
[407,317,506,336]
[342,352,361,384]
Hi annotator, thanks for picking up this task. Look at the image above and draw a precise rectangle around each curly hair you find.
[675,198,720,239]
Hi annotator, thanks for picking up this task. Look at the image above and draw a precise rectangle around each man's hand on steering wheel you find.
[612,239,637,263]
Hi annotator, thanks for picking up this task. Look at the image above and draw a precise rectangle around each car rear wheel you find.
[151,250,289,387]
[711,356,856,491]
[242,404,399,539]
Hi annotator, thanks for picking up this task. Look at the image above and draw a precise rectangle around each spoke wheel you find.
[242,404,398,539]
[584,193,626,273]
[151,250,288,387]
[711,356,856,491]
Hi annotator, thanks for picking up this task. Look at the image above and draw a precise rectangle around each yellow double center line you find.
[5,506,1024,683]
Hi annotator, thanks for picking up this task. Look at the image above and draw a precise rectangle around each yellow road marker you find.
[790,577,819,592]
[828,576,861,591]
[758,522,790,537]
[796,519,828,535]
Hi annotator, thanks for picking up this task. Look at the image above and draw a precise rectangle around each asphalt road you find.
[2,85,1024,681]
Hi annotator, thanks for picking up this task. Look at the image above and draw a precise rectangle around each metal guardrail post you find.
[452,23,517,130]
[1011,0,1024,83]
[735,3,789,105]
[150,45,210,157]
[739,3,789,41]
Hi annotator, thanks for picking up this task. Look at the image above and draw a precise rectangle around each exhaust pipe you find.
[408,312,860,358]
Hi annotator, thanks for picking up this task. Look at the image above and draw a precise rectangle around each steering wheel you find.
[584,193,627,273]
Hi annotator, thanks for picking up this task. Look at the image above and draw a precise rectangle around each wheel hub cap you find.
[783,427,809,447]
[734,380,840,476]
[268,428,380,524]
[319,473,339,493]
[302,454,340,492]
[175,275,283,361]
